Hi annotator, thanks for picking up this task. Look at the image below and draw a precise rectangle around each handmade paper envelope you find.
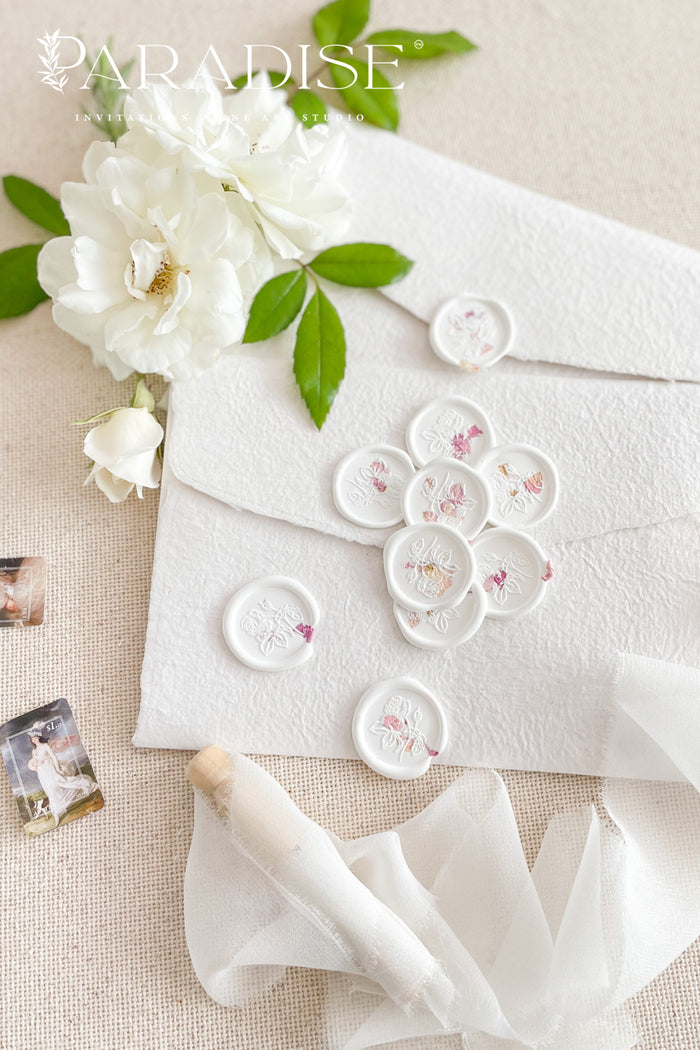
[133,126,700,777]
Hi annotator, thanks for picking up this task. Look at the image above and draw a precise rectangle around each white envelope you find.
[340,122,700,383]
[133,126,700,777]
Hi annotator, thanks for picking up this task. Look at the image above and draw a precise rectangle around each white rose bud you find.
[83,407,164,503]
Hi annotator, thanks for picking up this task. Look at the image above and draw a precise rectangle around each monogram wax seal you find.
[222,576,319,671]
[401,457,492,540]
[383,522,475,612]
[352,677,449,779]
[406,396,495,468]
[479,443,559,529]
[429,294,514,370]
[333,445,415,528]
[472,527,551,620]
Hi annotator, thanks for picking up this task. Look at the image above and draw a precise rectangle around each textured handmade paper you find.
[135,456,699,775]
[166,350,700,551]
[342,122,700,383]
[136,124,700,774]
[135,292,700,775]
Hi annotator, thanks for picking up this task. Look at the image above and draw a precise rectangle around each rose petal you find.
[128,238,168,295]
[91,467,135,503]
[37,237,75,298]
[153,271,192,336]
[83,407,164,467]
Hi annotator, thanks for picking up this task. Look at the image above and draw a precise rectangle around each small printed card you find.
[0,557,46,627]
[0,699,104,836]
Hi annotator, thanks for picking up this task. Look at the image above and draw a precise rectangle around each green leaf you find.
[312,0,370,47]
[231,70,292,90]
[120,59,136,82]
[291,89,328,128]
[3,176,69,236]
[0,245,49,318]
[72,408,121,426]
[329,58,399,131]
[366,29,476,59]
[309,243,413,287]
[83,39,134,143]
[293,287,346,429]
[242,270,307,343]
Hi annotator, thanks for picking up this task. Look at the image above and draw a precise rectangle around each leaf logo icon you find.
[37,30,69,93]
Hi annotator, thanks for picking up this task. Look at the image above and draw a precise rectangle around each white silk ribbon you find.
[184,654,700,1049]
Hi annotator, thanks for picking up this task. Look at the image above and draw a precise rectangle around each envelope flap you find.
[341,123,700,383]
[168,353,700,550]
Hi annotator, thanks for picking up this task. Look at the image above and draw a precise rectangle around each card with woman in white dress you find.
[0,698,103,836]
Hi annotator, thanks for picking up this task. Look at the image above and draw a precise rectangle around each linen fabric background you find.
[1,1,698,1047]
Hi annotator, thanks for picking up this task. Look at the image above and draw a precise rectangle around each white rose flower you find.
[83,407,164,503]
[122,72,352,259]
[38,142,272,381]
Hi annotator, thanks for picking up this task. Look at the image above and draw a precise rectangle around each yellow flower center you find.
[147,259,178,296]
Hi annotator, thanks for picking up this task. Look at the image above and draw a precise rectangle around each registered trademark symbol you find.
[414,39,424,49]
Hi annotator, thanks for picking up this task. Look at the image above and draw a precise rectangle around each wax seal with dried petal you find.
[401,457,492,540]
[406,396,495,468]
[429,294,514,370]
[352,677,448,779]
[222,576,319,671]
[383,522,475,612]
[472,527,551,620]
[479,442,559,529]
[333,445,415,528]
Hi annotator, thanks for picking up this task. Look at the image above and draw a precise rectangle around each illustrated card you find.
[0,699,104,836]
[0,557,46,627]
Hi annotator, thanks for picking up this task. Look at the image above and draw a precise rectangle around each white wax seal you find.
[406,396,495,468]
[222,575,319,671]
[352,677,448,779]
[401,457,492,540]
[472,527,552,620]
[430,294,514,370]
[383,523,475,612]
[478,442,559,529]
[393,584,486,650]
[333,445,415,528]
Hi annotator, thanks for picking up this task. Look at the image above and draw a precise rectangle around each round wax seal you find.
[393,584,486,650]
[479,443,559,529]
[222,575,319,671]
[406,396,495,468]
[430,295,514,370]
[333,445,414,528]
[352,677,448,779]
[383,523,475,612]
[401,458,492,540]
[472,527,551,620]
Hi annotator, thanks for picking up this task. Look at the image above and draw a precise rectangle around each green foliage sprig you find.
[82,39,134,143]
[0,38,133,319]
[227,0,476,425]
[243,244,413,428]
[233,0,475,131]
[0,176,67,318]
[291,0,475,130]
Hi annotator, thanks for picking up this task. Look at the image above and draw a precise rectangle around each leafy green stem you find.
[81,38,134,143]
